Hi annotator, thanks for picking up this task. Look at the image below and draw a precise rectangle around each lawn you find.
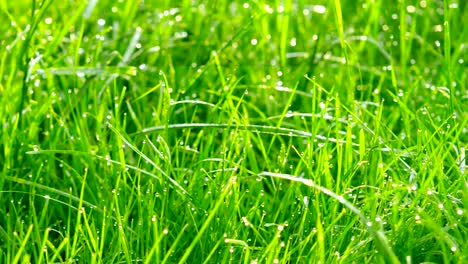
[0,0,466,263]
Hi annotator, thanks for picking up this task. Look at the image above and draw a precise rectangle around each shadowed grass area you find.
[0,0,466,263]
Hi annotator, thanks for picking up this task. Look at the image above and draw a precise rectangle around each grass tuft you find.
[1,0,466,263]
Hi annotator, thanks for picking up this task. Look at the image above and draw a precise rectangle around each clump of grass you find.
[0,0,466,263]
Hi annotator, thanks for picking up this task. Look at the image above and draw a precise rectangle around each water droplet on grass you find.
[290,38,296,47]
[312,5,326,14]
[264,4,274,14]
[406,5,416,13]
[415,215,421,224]
[97,19,105,26]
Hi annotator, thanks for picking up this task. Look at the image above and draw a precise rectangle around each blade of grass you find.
[178,177,234,263]
[12,224,34,264]
[259,171,400,264]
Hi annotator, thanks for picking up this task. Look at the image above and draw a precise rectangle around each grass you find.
[0,0,466,263]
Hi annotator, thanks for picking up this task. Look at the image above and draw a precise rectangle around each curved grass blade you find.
[259,171,400,264]
[107,122,189,197]
[135,123,358,146]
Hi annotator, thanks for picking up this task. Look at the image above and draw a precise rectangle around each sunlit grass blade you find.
[12,224,34,264]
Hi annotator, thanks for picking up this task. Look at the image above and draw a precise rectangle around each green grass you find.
[0,0,466,263]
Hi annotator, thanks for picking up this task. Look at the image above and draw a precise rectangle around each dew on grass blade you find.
[44,17,53,25]
[264,4,274,13]
[241,217,249,226]
[97,18,105,26]
[290,38,296,47]
[458,147,465,174]
[311,5,326,14]
[415,215,421,224]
